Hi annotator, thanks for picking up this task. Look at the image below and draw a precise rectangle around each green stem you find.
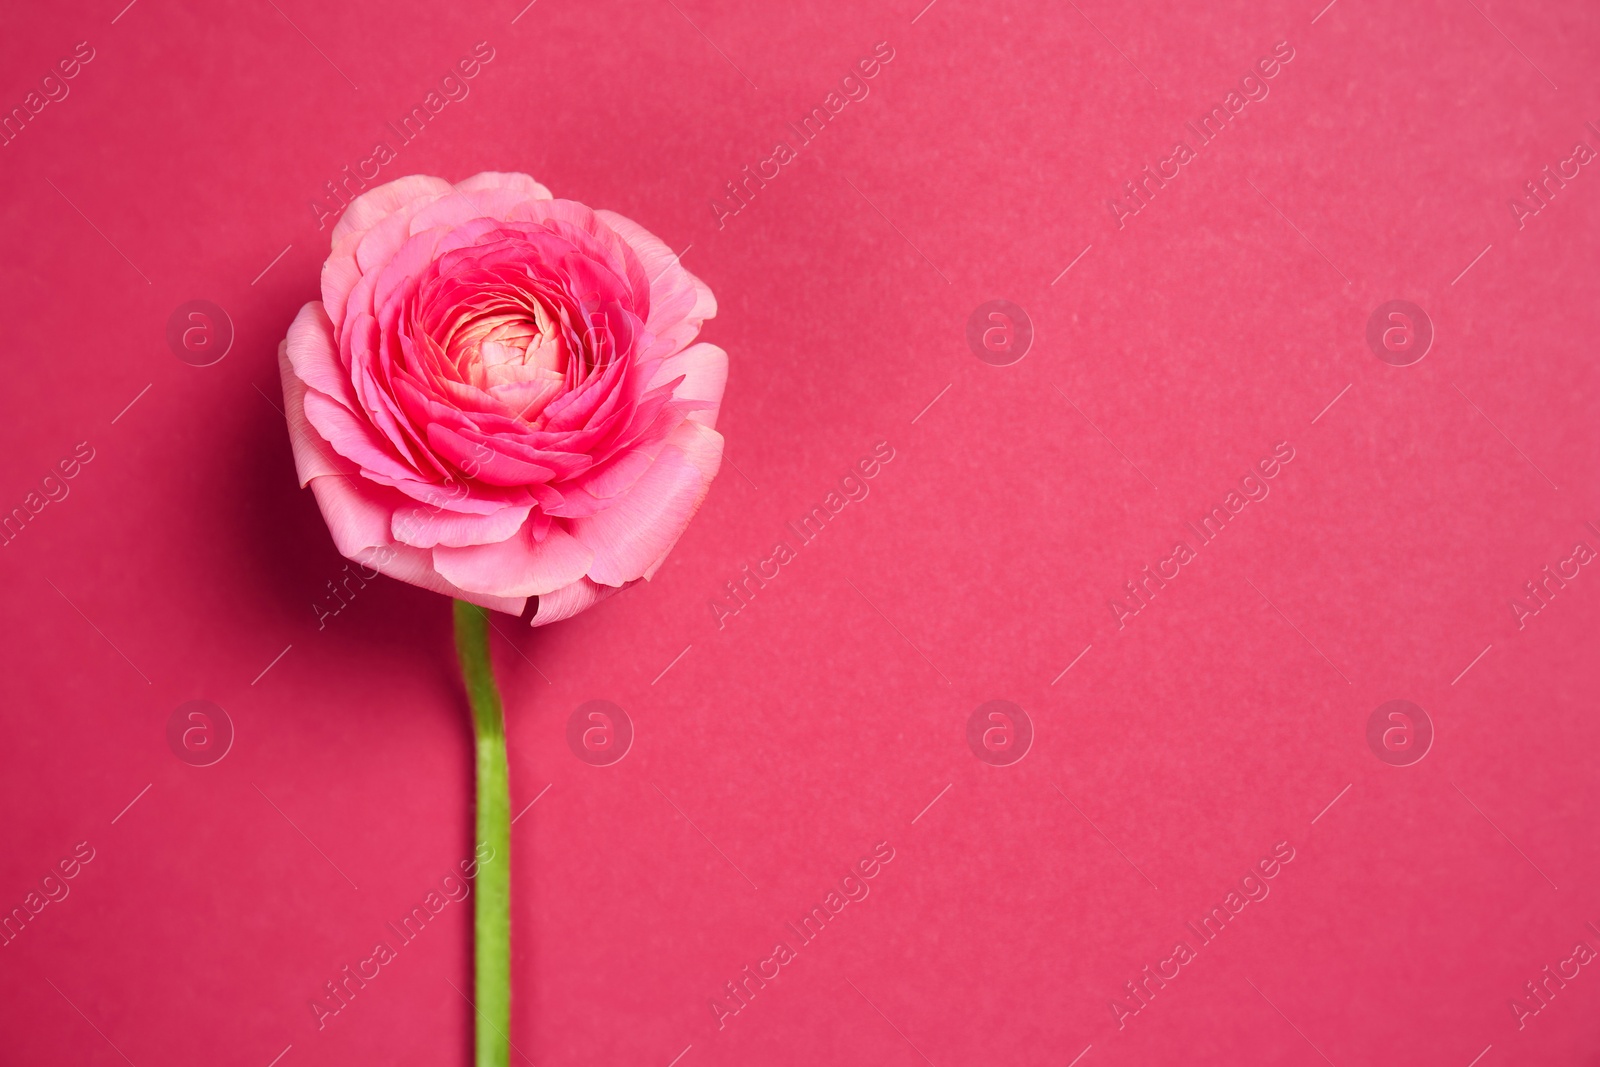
[453,600,511,1067]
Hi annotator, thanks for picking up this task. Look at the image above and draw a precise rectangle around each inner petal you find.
[449,301,569,393]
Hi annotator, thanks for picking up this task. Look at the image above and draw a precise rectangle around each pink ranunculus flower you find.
[278,172,725,625]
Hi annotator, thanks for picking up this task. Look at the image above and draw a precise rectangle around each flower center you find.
[459,307,565,380]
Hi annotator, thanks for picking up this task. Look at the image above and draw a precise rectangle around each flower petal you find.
[363,541,527,615]
[306,471,397,558]
[279,339,343,487]
[596,208,716,352]
[320,233,364,333]
[650,342,728,429]
[570,421,723,586]
[331,175,455,243]
[433,523,595,598]
[454,172,554,201]
[285,302,357,411]
[303,388,419,484]
[530,577,632,627]
[640,421,724,580]
[393,503,533,549]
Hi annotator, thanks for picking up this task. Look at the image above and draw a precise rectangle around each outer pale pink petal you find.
[295,454,524,614]
[284,302,357,411]
[570,422,723,587]
[595,208,716,348]
[670,419,725,485]
[279,339,342,487]
[357,203,429,274]
[433,524,595,599]
[302,390,418,483]
[572,446,658,502]
[320,232,364,332]
[453,172,553,200]
[640,421,724,580]
[307,471,398,558]
[331,175,455,243]
[407,186,537,237]
[649,342,728,429]
[529,577,632,627]
[392,504,533,549]
[363,541,527,615]
[286,412,418,559]
[367,473,522,514]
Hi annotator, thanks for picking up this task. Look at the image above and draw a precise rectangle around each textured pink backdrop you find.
[2,0,1598,1065]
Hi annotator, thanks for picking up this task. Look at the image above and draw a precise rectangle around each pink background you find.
[2,0,1599,1064]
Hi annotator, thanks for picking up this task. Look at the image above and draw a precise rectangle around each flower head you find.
[280,172,725,624]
